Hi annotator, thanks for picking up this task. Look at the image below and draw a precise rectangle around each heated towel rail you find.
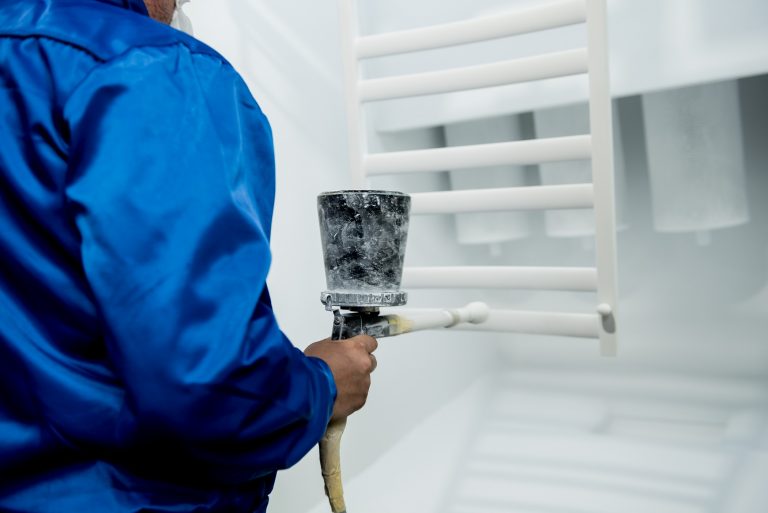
[338,0,618,355]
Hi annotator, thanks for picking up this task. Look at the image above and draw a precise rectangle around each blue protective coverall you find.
[0,0,336,510]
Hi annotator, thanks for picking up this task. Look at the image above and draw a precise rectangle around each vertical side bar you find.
[586,0,618,356]
[339,0,367,188]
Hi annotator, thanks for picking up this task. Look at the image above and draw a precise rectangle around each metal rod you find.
[365,135,592,176]
[391,309,601,339]
[586,0,618,356]
[410,184,594,214]
[339,0,367,188]
[402,266,598,291]
[356,0,587,59]
[359,48,588,102]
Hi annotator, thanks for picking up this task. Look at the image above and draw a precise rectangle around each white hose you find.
[389,301,490,334]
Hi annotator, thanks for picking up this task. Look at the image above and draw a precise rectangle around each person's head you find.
[144,0,194,34]
[144,0,175,24]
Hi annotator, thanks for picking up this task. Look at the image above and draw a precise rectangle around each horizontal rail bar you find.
[365,135,591,176]
[359,48,588,102]
[410,184,594,214]
[389,308,600,338]
[402,266,597,291]
[455,309,599,338]
[356,0,587,59]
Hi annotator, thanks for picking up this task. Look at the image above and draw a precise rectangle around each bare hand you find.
[305,335,378,421]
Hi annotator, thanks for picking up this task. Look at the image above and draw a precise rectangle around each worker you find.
[0,0,378,511]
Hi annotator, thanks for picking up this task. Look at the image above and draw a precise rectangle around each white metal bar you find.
[359,49,588,102]
[455,310,600,338]
[402,266,598,291]
[390,309,600,338]
[365,135,591,176]
[586,0,618,356]
[410,184,594,214]
[356,0,586,59]
[339,0,367,188]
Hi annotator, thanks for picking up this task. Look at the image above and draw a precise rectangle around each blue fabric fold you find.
[0,0,336,511]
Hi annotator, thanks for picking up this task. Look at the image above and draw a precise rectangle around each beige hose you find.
[319,417,347,513]
[317,303,489,511]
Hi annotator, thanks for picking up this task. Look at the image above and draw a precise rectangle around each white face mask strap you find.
[170,0,194,36]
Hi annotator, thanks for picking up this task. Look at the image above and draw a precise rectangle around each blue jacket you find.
[0,0,336,511]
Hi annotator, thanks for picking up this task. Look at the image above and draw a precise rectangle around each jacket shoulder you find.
[0,0,226,65]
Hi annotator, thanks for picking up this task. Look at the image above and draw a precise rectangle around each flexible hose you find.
[319,417,347,513]
[317,302,489,511]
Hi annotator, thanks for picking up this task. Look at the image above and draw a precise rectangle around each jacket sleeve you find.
[62,44,335,481]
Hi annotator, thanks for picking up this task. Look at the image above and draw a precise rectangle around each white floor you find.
[306,369,768,513]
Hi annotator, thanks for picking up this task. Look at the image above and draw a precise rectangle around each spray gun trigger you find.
[322,293,334,312]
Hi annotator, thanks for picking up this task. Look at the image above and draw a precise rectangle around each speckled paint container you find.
[318,190,411,309]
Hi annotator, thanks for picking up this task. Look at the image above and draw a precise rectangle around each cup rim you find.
[318,190,409,197]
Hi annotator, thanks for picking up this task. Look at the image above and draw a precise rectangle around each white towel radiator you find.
[338,0,618,355]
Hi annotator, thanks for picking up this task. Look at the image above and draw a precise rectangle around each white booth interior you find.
[185,1,768,512]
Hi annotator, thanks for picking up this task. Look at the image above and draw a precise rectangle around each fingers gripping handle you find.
[319,417,347,513]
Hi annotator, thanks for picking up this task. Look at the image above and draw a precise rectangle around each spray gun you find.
[316,190,489,513]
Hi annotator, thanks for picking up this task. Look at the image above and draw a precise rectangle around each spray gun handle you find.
[331,310,399,340]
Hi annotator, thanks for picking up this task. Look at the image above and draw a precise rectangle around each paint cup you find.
[317,190,411,309]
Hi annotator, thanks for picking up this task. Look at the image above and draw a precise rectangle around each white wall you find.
[185,2,500,511]
[358,0,768,131]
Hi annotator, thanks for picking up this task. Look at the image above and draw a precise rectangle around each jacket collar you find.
[94,0,149,16]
